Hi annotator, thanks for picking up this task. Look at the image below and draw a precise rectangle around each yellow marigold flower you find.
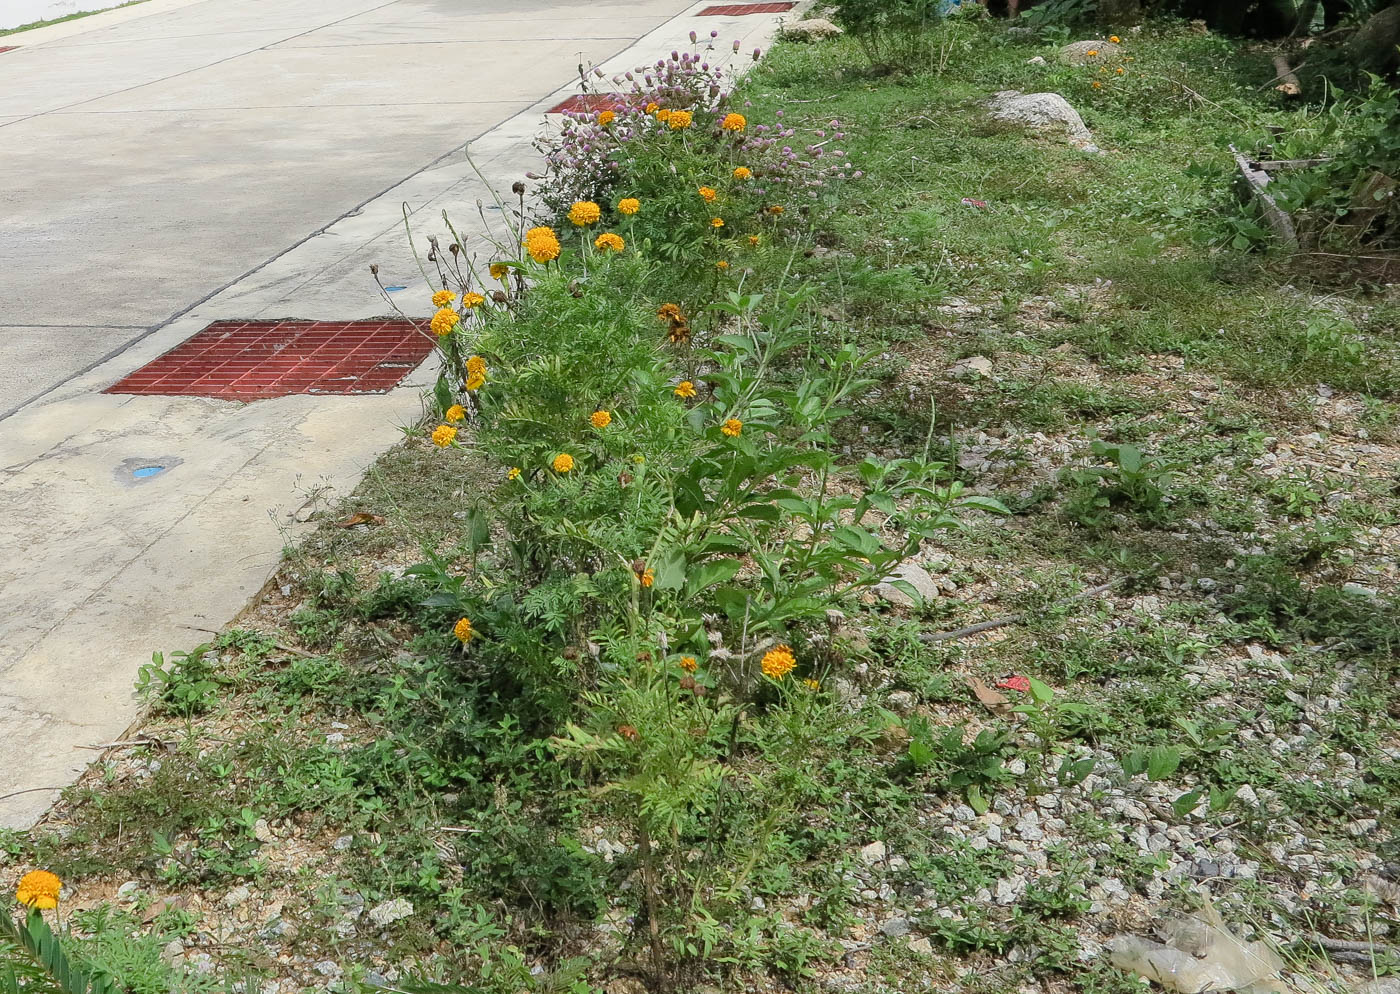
[553,453,575,473]
[1086,48,1099,56]
[617,197,640,215]
[432,289,456,308]
[466,354,486,375]
[594,232,625,252]
[767,205,784,215]
[668,109,693,130]
[733,166,753,180]
[568,200,602,226]
[507,466,521,481]
[1116,66,1125,74]
[15,870,61,910]
[431,424,457,447]
[645,102,659,114]
[804,678,821,691]
[461,292,486,309]
[674,380,697,398]
[490,262,510,280]
[721,418,742,437]
[761,645,796,681]
[1092,81,1102,89]
[1109,35,1121,43]
[430,308,460,336]
[590,409,612,428]
[747,234,760,247]
[655,108,672,123]
[524,225,561,262]
[710,217,724,228]
[721,112,746,132]
[640,568,655,588]
[445,404,466,423]
[453,617,473,643]
[716,260,729,270]
[680,656,698,673]
[698,186,717,203]
[465,372,486,391]
[598,110,615,126]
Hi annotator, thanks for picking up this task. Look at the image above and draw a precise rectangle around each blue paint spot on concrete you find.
[132,465,166,479]
[384,285,407,293]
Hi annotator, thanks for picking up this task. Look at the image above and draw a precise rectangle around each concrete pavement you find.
[0,0,794,827]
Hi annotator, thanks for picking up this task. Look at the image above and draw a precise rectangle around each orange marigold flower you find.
[721,418,743,437]
[568,200,601,226]
[490,262,510,280]
[430,308,460,336]
[747,234,760,247]
[15,870,61,910]
[698,186,717,203]
[733,166,753,180]
[674,380,697,398]
[432,289,456,308]
[721,112,747,132]
[1092,81,1102,89]
[761,645,796,680]
[640,568,655,588]
[617,197,640,215]
[1086,48,1099,57]
[431,424,457,447]
[645,101,659,114]
[710,217,724,228]
[453,617,473,642]
[466,372,485,391]
[767,205,784,215]
[716,260,729,270]
[655,107,671,122]
[507,466,521,481]
[598,110,615,126]
[804,678,821,691]
[552,452,575,473]
[680,656,698,673]
[466,355,487,376]
[668,109,693,130]
[617,724,640,741]
[461,292,486,309]
[524,225,561,262]
[445,404,466,423]
[594,232,625,252]
[1116,66,1125,74]
[590,409,612,428]
[1109,35,1121,43]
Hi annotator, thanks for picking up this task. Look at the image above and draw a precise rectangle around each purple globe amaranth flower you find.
[732,39,741,52]
[852,170,864,179]
[752,47,761,60]
[689,29,697,42]
[815,130,826,138]
[710,29,718,38]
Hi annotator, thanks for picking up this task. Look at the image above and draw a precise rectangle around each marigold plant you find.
[524,225,562,262]
[430,308,460,336]
[594,232,625,252]
[568,200,602,226]
[15,870,61,910]
[761,645,796,680]
[432,424,458,447]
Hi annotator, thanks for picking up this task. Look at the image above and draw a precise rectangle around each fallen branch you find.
[921,581,1119,644]
[1309,934,1400,958]
[1270,54,1302,96]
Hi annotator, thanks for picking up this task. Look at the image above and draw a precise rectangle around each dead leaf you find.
[335,512,386,528]
[141,895,188,923]
[966,676,1009,708]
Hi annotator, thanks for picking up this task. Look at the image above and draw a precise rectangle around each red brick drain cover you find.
[697,2,796,13]
[547,93,632,115]
[105,319,436,401]
[0,46,20,55]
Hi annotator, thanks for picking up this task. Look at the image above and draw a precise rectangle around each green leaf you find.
[966,784,989,815]
[1209,784,1241,813]
[685,559,742,597]
[1146,745,1181,781]
[1026,677,1055,704]
[1172,789,1204,817]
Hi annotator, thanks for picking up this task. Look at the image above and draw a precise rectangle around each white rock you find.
[874,562,940,608]
[949,355,994,379]
[116,881,140,900]
[369,897,415,927]
[860,840,887,865]
[987,90,1099,153]
[222,885,251,908]
[1026,55,1047,65]
[253,818,276,843]
[780,17,842,41]
[1057,40,1123,64]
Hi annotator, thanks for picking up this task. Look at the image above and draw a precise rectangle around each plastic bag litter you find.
[1107,891,1284,993]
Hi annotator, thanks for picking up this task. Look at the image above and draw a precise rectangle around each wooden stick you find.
[1270,54,1302,96]
[921,581,1119,644]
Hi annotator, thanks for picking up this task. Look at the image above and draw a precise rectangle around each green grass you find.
[0,0,148,36]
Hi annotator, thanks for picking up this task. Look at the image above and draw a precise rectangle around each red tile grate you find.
[547,92,633,115]
[105,319,436,401]
[0,46,19,55]
[698,2,796,14]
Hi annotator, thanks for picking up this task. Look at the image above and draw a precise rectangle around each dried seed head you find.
[449,243,461,255]
[562,646,580,661]
[512,180,527,195]
[631,558,647,574]
[369,263,379,275]
[636,650,652,662]
[680,675,697,691]
[693,685,708,698]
